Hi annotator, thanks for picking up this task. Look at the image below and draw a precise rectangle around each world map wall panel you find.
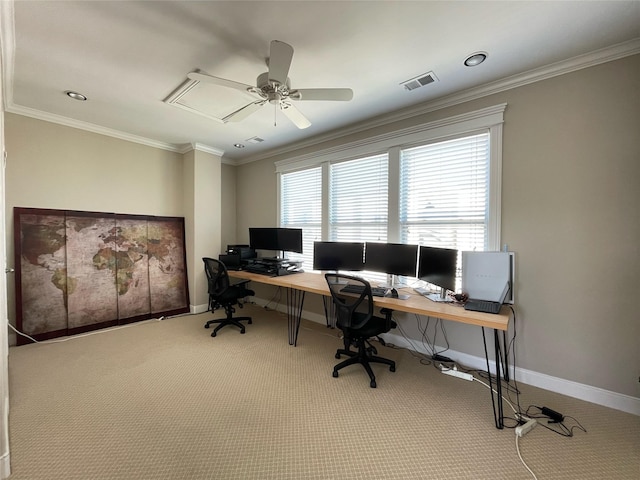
[14,207,190,344]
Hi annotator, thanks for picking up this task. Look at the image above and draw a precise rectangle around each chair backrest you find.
[324,273,374,330]
[203,257,230,297]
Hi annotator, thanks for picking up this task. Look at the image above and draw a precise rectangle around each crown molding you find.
[6,103,184,152]
[178,142,228,161]
[243,37,640,165]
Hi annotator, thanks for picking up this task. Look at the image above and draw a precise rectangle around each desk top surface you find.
[230,270,510,331]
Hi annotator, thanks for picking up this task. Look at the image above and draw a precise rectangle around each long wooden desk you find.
[230,270,511,428]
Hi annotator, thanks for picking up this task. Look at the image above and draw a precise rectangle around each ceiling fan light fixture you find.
[65,90,87,101]
[464,52,487,67]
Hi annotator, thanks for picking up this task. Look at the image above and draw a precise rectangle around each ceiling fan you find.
[187,40,353,129]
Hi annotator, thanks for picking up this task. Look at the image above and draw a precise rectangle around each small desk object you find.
[230,270,511,429]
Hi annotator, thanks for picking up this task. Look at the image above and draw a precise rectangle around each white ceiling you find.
[3,1,639,163]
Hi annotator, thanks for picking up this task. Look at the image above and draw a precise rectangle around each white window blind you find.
[400,132,489,253]
[329,153,389,243]
[280,167,322,270]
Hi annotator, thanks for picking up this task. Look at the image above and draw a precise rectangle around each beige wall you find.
[236,157,278,244]
[5,115,184,216]
[235,55,640,401]
[4,114,231,338]
[221,163,237,249]
[185,149,223,309]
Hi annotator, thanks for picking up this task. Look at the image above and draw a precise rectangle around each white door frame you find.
[1,2,12,476]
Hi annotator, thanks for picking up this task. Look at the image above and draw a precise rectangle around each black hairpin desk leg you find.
[502,330,510,383]
[286,287,305,346]
[482,327,506,429]
[322,296,336,329]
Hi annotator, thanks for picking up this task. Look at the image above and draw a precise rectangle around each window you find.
[279,166,321,269]
[400,133,489,253]
[276,104,505,280]
[329,154,388,243]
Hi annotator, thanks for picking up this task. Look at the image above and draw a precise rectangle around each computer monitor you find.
[417,246,458,296]
[249,227,303,258]
[313,241,364,271]
[276,228,304,254]
[364,242,418,277]
[249,227,279,252]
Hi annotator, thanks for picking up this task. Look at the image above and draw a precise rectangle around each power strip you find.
[441,367,474,381]
[515,419,537,437]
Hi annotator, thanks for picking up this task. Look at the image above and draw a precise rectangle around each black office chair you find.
[325,273,397,388]
[203,257,255,337]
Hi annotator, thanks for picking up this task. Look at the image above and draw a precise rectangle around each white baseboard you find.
[383,331,640,417]
[0,452,10,480]
[191,303,209,315]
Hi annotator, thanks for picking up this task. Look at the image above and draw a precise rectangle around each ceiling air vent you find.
[401,72,438,91]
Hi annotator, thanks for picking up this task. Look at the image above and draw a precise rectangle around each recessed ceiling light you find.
[65,90,87,101]
[464,52,487,67]
[233,143,245,149]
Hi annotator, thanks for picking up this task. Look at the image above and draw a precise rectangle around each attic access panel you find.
[164,77,257,122]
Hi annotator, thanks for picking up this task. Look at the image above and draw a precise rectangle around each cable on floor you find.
[515,434,538,479]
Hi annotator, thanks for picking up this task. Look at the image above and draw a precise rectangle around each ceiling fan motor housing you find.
[257,72,291,95]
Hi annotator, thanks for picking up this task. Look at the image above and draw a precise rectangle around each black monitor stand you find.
[261,252,289,264]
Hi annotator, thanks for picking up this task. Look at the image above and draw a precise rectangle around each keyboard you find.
[464,299,502,314]
[340,284,387,297]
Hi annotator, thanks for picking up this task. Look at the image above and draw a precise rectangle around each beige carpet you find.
[7,305,639,479]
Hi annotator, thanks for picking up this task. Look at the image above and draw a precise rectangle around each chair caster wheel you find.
[332,371,339,378]
[335,353,341,359]
[248,319,253,324]
[370,380,377,388]
[390,366,396,372]
[240,330,246,334]
[211,332,217,337]
[204,324,210,329]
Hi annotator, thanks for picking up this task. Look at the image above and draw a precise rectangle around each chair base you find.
[205,316,252,337]
[333,338,395,388]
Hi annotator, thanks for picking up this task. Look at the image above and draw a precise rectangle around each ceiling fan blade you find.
[290,88,354,101]
[223,101,265,123]
[280,102,311,129]
[187,72,253,93]
[268,40,294,85]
